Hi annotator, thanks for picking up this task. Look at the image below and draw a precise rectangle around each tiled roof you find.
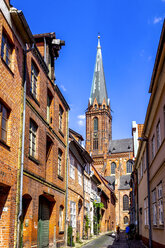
[109,138,133,154]
[118,175,131,190]
[104,176,115,190]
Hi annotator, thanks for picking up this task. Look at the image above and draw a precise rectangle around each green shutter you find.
[38,197,50,248]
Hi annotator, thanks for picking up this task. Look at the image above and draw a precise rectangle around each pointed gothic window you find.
[123,195,129,211]
[126,160,133,173]
[94,117,98,132]
[111,162,116,175]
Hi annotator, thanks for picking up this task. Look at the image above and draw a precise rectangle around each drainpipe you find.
[16,44,34,248]
[64,110,69,246]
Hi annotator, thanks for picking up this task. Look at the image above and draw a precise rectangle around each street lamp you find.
[138,137,152,248]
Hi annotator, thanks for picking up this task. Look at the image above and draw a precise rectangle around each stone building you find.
[132,20,165,248]
[85,35,133,230]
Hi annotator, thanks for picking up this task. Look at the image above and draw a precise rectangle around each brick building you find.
[86,35,133,230]
[0,1,70,247]
[0,1,33,247]
[132,20,165,248]
[21,32,69,248]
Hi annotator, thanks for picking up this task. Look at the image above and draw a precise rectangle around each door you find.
[38,196,50,248]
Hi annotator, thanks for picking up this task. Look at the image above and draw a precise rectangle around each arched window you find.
[123,195,129,211]
[111,162,116,175]
[126,160,133,173]
[94,117,98,132]
[124,216,129,225]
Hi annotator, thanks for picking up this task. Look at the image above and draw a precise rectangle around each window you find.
[156,121,161,150]
[111,162,116,175]
[144,197,149,225]
[47,92,53,124]
[69,153,75,179]
[94,117,98,131]
[31,62,39,98]
[59,105,63,131]
[0,103,8,143]
[151,135,155,159]
[124,216,128,225]
[126,160,133,173]
[46,135,53,162]
[93,137,98,150]
[1,32,13,69]
[70,201,76,228]
[94,104,97,110]
[29,120,37,158]
[152,189,157,226]
[157,183,164,225]
[78,164,82,186]
[123,195,129,211]
[58,149,62,177]
[59,206,64,232]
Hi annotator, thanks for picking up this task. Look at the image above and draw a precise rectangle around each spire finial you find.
[97,33,101,48]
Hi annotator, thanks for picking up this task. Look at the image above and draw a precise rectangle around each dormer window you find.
[94,104,97,110]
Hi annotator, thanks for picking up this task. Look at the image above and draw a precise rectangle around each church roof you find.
[108,138,133,154]
[118,175,131,190]
[104,176,115,190]
[89,36,109,106]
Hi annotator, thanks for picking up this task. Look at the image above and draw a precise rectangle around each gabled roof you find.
[89,36,109,106]
[109,138,133,154]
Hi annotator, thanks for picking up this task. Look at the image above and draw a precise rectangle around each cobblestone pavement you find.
[82,232,146,248]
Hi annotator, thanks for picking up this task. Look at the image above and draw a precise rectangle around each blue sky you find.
[12,0,165,140]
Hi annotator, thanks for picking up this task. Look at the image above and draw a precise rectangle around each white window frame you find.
[151,135,155,159]
[144,197,149,225]
[58,149,62,177]
[59,206,64,232]
[70,201,76,228]
[157,183,164,225]
[78,163,82,186]
[69,153,75,179]
[156,121,161,150]
[29,120,37,158]
[152,189,157,226]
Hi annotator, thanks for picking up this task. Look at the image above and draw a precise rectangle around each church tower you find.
[86,36,112,168]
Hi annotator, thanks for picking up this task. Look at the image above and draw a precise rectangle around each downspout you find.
[16,45,27,248]
[44,37,47,63]
[64,110,69,246]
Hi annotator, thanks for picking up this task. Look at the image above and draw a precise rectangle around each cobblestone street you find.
[82,232,146,248]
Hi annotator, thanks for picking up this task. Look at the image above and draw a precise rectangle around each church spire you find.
[89,35,109,106]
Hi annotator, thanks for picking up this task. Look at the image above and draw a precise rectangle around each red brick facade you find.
[0,7,24,247]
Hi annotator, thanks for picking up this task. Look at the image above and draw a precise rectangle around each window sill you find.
[30,92,40,107]
[0,139,10,150]
[59,129,64,138]
[28,155,40,165]
[1,57,14,77]
[144,225,149,229]
[58,175,64,181]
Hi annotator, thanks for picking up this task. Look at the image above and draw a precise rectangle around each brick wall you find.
[0,10,24,247]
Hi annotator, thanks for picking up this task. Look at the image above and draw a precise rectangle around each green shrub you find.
[67,226,75,247]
